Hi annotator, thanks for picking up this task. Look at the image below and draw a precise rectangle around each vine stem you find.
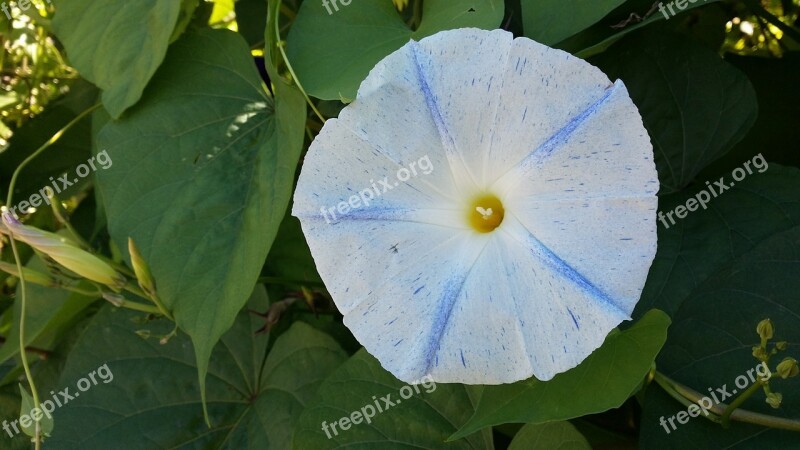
[8,238,41,450]
[720,378,766,428]
[272,0,326,124]
[123,282,172,319]
[653,370,800,432]
[4,102,101,449]
[5,103,101,207]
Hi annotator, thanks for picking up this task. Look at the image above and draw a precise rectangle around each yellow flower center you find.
[467,193,504,233]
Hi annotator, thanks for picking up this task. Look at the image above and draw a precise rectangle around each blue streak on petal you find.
[422,275,466,372]
[524,231,629,318]
[408,41,477,187]
[409,41,457,155]
[421,239,491,374]
[522,82,620,168]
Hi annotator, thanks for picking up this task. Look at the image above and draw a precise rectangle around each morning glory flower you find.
[293,28,659,384]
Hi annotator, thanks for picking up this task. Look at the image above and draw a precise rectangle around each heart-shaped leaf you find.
[51,0,182,118]
[95,28,306,417]
[286,0,504,100]
[634,164,800,318]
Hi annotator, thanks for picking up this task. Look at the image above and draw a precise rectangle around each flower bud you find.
[102,292,125,307]
[128,238,156,298]
[776,341,788,351]
[752,346,767,360]
[392,0,409,12]
[0,261,57,287]
[757,319,774,341]
[766,392,783,409]
[1,210,125,289]
[776,358,799,379]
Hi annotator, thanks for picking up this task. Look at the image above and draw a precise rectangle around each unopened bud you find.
[776,358,799,379]
[1,210,125,289]
[766,392,783,409]
[392,0,409,12]
[757,319,774,341]
[752,346,768,360]
[776,341,788,351]
[102,292,125,307]
[128,238,156,298]
[0,261,57,287]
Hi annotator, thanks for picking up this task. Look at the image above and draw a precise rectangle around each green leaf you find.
[94,28,306,421]
[640,225,800,448]
[18,383,53,438]
[46,287,348,448]
[0,257,97,366]
[0,384,29,448]
[293,349,494,449]
[51,0,182,118]
[592,31,757,193]
[508,422,591,450]
[635,165,800,318]
[568,0,724,58]
[235,0,268,46]
[521,0,625,45]
[450,310,671,440]
[286,0,504,100]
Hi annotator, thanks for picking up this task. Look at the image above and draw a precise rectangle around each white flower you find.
[293,28,658,384]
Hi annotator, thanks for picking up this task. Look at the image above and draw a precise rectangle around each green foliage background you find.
[0,0,799,449]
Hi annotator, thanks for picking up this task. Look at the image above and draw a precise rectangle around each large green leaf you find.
[640,226,800,448]
[46,287,348,448]
[508,422,591,450]
[566,0,725,58]
[592,31,757,193]
[286,0,504,100]
[521,0,625,45]
[450,310,670,440]
[634,165,800,319]
[51,0,182,118]
[94,28,306,417]
[293,349,494,449]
